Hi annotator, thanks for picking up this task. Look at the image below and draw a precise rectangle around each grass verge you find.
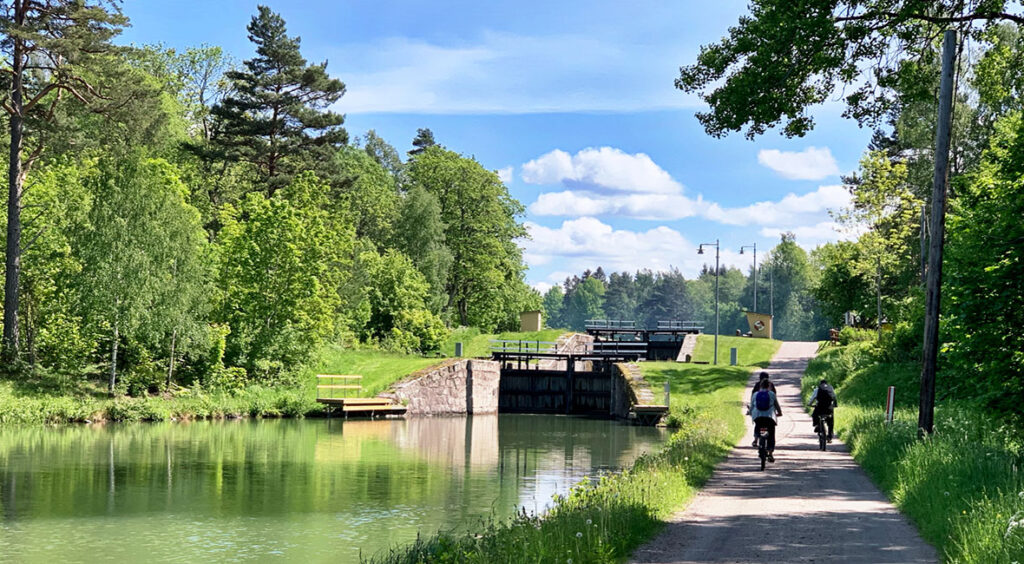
[803,344,1024,563]
[364,335,780,563]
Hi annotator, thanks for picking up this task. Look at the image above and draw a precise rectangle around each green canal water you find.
[0,415,665,563]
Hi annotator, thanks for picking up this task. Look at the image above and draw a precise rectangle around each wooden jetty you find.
[315,375,407,416]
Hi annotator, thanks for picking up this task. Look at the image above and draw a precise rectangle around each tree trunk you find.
[4,27,24,361]
[166,329,177,390]
[110,322,119,394]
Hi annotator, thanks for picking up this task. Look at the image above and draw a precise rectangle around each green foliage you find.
[392,185,452,315]
[564,277,605,330]
[216,173,352,376]
[803,344,1024,563]
[946,111,1024,411]
[838,326,876,346]
[408,146,528,330]
[357,249,448,354]
[74,153,210,391]
[541,286,565,329]
[334,147,399,244]
[676,1,1022,138]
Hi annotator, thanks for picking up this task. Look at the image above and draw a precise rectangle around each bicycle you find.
[757,425,769,470]
[815,413,833,451]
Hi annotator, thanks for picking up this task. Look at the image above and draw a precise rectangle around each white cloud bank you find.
[521,147,682,195]
[523,147,851,228]
[522,218,745,278]
[757,146,841,180]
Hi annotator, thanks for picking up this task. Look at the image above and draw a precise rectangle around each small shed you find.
[520,310,542,332]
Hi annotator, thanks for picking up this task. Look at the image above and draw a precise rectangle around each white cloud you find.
[703,185,851,226]
[758,221,866,248]
[757,147,841,180]
[521,147,682,194]
[497,166,514,184]
[529,190,704,220]
[522,218,745,278]
[532,281,554,294]
[520,147,850,227]
[334,33,700,114]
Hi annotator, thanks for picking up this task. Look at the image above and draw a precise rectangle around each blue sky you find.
[121,0,873,291]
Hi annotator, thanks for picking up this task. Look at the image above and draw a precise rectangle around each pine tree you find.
[207,5,347,195]
[0,0,128,361]
[408,128,436,156]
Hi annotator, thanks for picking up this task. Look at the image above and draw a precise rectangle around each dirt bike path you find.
[631,341,937,563]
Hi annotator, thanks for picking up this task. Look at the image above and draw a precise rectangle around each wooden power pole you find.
[919,30,957,436]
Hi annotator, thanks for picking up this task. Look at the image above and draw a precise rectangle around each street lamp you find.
[697,239,720,365]
[740,243,757,313]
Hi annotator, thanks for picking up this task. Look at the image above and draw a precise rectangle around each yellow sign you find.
[745,312,773,339]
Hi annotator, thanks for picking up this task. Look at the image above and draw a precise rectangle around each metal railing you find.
[489,340,559,353]
[656,320,705,330]
[585,319,637,330]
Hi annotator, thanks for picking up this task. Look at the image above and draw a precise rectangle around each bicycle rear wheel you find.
[819,430,827,451]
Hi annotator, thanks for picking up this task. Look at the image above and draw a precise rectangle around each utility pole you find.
[741,243,757,312]
[920,203,928,284]
[919,30,956,437]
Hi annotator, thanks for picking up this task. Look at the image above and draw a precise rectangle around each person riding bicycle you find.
[749,372,777,447]
[749,379,782,462]
[807,379,838,442]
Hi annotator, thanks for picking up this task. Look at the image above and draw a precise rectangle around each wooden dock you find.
[315,375,406,417]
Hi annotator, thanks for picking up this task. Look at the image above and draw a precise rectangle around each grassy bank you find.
[803,344,1024,563]
[0,328,570,425]
[0,378,321,425]
[366,335,780,563]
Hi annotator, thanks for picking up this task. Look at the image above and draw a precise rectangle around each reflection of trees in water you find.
[0,416,665,556]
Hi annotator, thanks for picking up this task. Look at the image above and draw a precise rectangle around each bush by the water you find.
[803,344,1024,563]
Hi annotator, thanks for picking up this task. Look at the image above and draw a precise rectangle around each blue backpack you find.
[755,390,772,411]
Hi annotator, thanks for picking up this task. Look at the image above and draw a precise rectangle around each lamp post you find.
[698,240,720,365]
[740,243,757,313]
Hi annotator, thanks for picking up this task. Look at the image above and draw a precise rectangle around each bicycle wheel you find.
[819,430,827,451]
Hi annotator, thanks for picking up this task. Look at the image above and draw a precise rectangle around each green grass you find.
[803,344,1024,563]
[643,335,781,429]
[0,378,321,425]
[316,329,568,397]
[441,327,568,358]
[365,335,780,564]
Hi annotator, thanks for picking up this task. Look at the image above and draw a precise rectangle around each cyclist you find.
[749,379,782,462]
[807,379,838,442]
[749,372,776,447]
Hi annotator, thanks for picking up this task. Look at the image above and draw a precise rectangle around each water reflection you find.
[0,415,664,563]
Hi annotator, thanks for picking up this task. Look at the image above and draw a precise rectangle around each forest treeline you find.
[541,233,829,341]
[0,3,539,394]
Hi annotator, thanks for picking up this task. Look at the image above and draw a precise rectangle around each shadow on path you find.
[630,341,937,564]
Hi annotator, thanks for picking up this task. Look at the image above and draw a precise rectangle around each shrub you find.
[838,326,876,345]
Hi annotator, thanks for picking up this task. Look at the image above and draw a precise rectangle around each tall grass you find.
[804,344,1024,562]
[365,335,779,563]
[0,379,321,425]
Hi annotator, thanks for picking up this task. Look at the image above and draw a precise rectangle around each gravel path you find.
[631,341,937,564]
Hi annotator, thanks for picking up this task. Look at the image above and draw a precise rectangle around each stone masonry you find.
[379,358,500,416]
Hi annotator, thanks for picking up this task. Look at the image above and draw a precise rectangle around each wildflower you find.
[586,519,592,525]
[576,532,583,538]
[944,491,950,496]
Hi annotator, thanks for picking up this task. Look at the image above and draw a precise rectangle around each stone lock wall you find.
[380,358,500,416]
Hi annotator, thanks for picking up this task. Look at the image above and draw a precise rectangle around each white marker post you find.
[885,386,895,424]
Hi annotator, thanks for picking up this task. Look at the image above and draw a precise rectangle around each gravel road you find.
[631,341,937,564]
